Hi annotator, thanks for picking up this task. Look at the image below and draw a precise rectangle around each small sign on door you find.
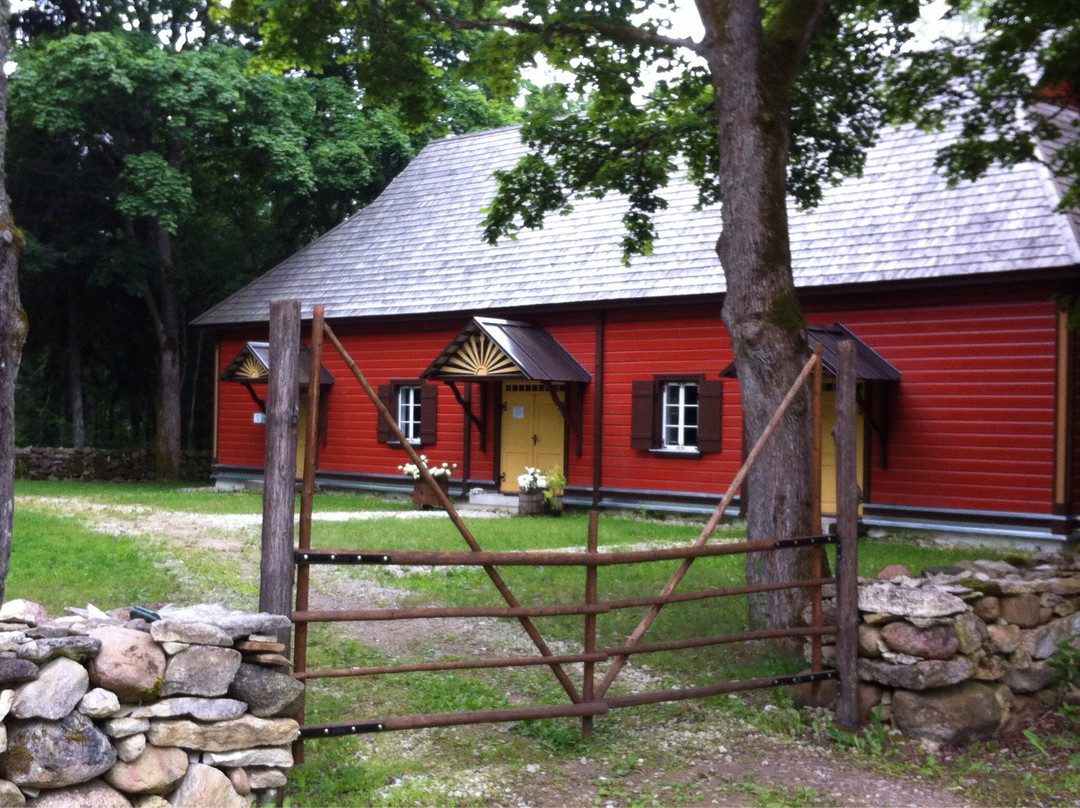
[512,405,525,419]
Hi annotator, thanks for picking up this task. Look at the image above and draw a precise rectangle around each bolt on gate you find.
[260,302,861,761]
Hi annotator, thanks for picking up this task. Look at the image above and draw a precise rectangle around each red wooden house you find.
[194,117,1080,543]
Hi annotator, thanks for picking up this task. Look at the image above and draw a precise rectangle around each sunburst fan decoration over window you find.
[235,355,268,380]
[443,332,518,376]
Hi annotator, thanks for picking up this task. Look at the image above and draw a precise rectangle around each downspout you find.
[462,381,473,497]
[592,312,605,508]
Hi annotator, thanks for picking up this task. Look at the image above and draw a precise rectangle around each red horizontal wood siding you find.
[217,334,268,468]
[314,324,468,481]
[213,283,1061,521]
[806,294,1057,515]
[599,305,742,497]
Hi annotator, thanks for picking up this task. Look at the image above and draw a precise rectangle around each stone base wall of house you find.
[15,448,213,482]
[0,600,303,807]
[808,554,1080,745]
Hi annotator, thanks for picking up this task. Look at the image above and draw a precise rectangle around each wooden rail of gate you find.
[270,303,861,760]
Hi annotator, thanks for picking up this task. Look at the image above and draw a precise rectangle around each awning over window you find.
[720,323,900,381]
[220,341,334,385]
[423,317,591,383]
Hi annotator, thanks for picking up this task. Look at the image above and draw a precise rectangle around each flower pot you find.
[518,490,545,515]
[412,476,449,510]
[546,494,564,516]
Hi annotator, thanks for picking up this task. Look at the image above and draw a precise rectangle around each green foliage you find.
[226,0,928,261]
[15,479,406,514]
[887,0,1080,208]
[823,706,891,756]
[1048,638,1080,724]
[8,30,419,449]
[7,509,179,611]
[512,717,591,755]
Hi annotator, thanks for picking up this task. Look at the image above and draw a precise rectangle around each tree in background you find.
[0,0,29,602]
[9,8,519,472]
[228,0,922,630]
[887,0,1079,206]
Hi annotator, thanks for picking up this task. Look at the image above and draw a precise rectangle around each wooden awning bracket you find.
[445,380,486,452]
[857,383,891,469]
[242,382,266,413]
[543,381,584,457]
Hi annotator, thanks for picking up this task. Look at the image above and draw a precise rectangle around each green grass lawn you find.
[8,481,1031,807]
[15,478,407,514]
[7,509,182,612]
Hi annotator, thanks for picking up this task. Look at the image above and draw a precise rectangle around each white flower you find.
[398,457,456,480]
[517,467,548,492]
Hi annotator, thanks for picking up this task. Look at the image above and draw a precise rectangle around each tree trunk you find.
[0,0,28,602]
[66,285,85,448]
[144,222,183,480]
[702,0,825,631]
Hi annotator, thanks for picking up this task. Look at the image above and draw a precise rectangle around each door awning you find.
[220,341,335,385]
[805,324,900,381]
[720,323,900,381]
[423,317,591,383]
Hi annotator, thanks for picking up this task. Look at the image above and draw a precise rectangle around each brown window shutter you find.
[420,383,438,444]
[697,379,723,453]
[376,383,394,443]
[630,380,656,450]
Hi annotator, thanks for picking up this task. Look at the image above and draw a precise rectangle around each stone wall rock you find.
[0,600,302,806]
[14,448,211,483]
[809,553,1080,746]
[891,682,1010,745]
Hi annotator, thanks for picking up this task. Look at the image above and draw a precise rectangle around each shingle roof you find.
[193,114,1080,328]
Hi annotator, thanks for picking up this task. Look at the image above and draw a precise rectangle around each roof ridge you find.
[427,123,524,147]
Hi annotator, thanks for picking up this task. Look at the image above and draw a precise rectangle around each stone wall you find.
[0,600,304,807]
[15,448,213,482]
[810,553,1080,745]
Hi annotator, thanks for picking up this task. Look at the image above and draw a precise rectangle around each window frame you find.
[377,380,438,445]
[396,384,423,444]
[660,380,700,452]
[631,374,723,456]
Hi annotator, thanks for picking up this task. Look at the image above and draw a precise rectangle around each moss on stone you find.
[137,677,165,704]
[954,578,1002,595]
[1,743,32,776]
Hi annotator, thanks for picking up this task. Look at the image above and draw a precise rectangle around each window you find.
[397,385,422,444]
[661,381,699,450]
[377,381,437,445]
[631,376,722,454]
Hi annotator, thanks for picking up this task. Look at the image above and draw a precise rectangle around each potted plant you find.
[516,467,548,515]
[544,465,567,516]
[398,455,457,509]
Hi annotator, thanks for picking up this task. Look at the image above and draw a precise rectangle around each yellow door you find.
[296,396,308,478]
[820,383,864,515]
[500,383,565,493]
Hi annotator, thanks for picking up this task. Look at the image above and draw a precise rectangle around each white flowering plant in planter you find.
[398,454,457,480]
[517,466,548,493]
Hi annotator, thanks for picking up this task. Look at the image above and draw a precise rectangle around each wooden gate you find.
[262,303,861,759]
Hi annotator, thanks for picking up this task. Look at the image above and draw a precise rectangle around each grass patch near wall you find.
[7,509,181,612]
[307,512,1013,686]
[15,479,407,514]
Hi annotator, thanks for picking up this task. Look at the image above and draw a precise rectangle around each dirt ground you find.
[19,495,1073,807]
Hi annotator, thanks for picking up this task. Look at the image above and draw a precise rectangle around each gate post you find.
[834,339,860,727]
[260,299,300,647]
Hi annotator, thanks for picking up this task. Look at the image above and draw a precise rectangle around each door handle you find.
[532,434,539,445]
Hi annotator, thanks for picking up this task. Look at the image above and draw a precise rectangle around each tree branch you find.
[761,0,829,96]
[414,0,704,55]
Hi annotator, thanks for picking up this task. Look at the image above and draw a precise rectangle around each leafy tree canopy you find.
[887,0,1080,209]
[228,0,923,258]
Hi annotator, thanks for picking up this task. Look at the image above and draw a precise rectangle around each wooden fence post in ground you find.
[834,339,860,727]
[261,299,301,647]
